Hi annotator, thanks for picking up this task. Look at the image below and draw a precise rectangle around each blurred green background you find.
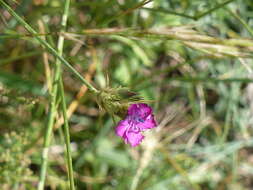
[1,0,253,189]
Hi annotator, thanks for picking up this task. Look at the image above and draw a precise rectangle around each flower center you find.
[126,115,145,133]
[130,115,145,123]
[131,125,140,133]
[137,118,144,122]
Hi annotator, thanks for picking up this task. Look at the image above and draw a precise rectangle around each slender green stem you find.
[38,82,58,190]
[102,0,152,26]
[167,76,253,83]
[0,51,41,66]
[137,76,253,91]
[226,8,253,37]
[221,92,233,143]
[0,32,52,39]
[59,77,75,190]
[141,7,196,20]
[57,0,75,188]
[194,0,235,19]
[0,0,98,94]
[142,0,236,20]
[37,0,75,189]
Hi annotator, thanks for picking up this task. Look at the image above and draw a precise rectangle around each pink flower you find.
[115,103,157,147]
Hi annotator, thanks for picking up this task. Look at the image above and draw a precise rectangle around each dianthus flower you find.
[115,103,157,147]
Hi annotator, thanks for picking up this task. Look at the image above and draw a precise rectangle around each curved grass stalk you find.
[225,8,253,38]
[59,77,75,190]
[142,0,236,20]
[37,0,75,189]
[0,0,98,94]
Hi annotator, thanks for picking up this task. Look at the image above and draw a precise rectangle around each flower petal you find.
[127,104,138,115]
[115,119,129,137]
[128,103,152,119]
[126,131,144,147]
[137,114,157,130]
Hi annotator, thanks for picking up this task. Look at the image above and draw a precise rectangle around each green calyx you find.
[96,87,143,118]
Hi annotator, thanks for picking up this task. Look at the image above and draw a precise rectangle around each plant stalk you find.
[37,0,75,189]
[0,0,98,94]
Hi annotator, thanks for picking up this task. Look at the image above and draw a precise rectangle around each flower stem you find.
[37,0,75,189]
[0,0,98,94]
[38,85,58,190]
[59,77,75,190]
[57,0,75,188]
